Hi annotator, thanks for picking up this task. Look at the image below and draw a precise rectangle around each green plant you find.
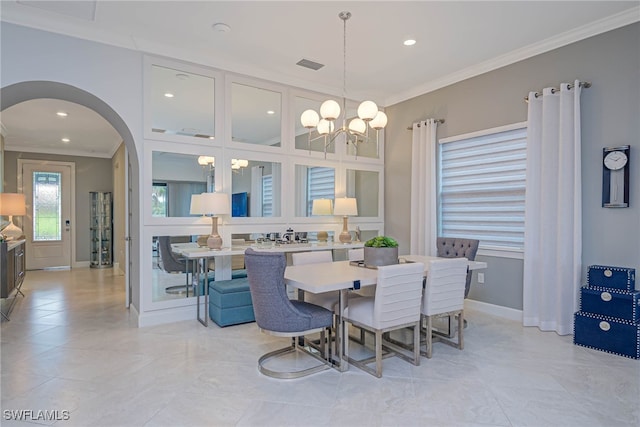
[364,236,398,248]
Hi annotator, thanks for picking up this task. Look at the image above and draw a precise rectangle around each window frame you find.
[438,122,527,259]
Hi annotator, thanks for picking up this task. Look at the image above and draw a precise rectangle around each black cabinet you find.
[1,239,26,320]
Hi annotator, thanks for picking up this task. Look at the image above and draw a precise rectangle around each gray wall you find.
[385,23,640,310]
[4,151,114,263]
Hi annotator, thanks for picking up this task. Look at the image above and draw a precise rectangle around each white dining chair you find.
[342,262,425,378]
[291,251,339,310]
[421,257,468,358]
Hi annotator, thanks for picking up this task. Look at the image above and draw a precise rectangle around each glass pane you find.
[346,169,379,217]
[152,152,212,217]
[152,184,167,217]
[32,172,61,241]
[232,83,281,146]
[294,96,335,154]
[294,165,335,217]
[150,65,215,138]
[231,160,281,217]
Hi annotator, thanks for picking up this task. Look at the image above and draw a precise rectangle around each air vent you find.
[152,128,166,133]
[296,59,324,71]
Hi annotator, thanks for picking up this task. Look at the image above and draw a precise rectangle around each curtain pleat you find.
[523,80,582,335]
[410,119,438,256]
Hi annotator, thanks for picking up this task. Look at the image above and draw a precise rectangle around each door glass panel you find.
[32,172,61,241]
[150,65,215,138]
[232,83,281,146]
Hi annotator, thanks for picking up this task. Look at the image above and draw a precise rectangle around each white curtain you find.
[410,119,438,256]
[523,81,583,335]
[250,166,263,217]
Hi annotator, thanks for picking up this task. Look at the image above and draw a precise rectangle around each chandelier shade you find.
[300,11,387,158]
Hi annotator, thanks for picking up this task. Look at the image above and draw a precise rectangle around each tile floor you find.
[1,267,638,427]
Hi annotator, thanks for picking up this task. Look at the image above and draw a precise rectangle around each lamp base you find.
[207,216,223,250]
[1,219,23,241]
[338,216,352,243]
[317,231,328,242]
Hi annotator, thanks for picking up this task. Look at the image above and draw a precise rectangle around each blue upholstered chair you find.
[244,248,334,379]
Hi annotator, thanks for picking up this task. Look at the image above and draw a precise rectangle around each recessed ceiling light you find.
[61,138,70,143]
[403,39,416,46]
[164,92,174,98]
[208,136,215,140]
[267,110,275,115]
[56,111,68,117]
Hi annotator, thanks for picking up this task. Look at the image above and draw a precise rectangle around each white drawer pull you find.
[599,321,610,331]
[604,269,613,277]
[600,292,612,302]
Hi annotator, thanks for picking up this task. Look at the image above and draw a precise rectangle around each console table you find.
[1,239,26,320]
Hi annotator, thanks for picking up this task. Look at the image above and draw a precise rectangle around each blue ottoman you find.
[208,276,255,327]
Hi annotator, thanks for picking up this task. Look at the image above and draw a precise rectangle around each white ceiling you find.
[1,1,638,158]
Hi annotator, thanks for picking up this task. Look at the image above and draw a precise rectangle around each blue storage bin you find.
[587,265,636,291]
[208,277,255,327]
[574,311,640,359]
[580,287,640,323]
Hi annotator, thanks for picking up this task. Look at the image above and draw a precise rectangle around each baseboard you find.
[137,305,197,327]
[74,261,90,268]
[465,299,523,322]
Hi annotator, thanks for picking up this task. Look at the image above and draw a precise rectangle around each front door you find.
[21,161,74,269]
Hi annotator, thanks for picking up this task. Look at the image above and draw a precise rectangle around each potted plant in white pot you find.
[363,236,399,268]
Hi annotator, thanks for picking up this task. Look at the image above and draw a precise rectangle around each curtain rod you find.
[524,81,591,102]
[406,119,445,130]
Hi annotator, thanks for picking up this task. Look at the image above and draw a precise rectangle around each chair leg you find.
[421,315,434,358]
[375,330,383,378]
[458,310,464,350]
[413,323,420,365]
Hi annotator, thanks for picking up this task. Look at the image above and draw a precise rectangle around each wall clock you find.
[602,145,630,208]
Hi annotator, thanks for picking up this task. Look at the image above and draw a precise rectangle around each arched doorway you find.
[1,81,140,309]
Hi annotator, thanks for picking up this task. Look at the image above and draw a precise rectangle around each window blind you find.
[307,167,335,215]
[262,175,273,217]
[438,125,527,251]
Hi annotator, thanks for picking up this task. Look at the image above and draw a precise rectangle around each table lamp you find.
[311,198,333,242]
[199,192,230,250]
[0,193,26,240]
[333,197,358,243]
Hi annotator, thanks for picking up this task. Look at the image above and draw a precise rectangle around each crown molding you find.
[385,6,640,106]
[5,145,113,159]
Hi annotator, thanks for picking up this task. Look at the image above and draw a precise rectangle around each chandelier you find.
[300,11,387,158]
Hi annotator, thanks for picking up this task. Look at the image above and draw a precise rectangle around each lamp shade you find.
[316,119,335,135]
[301,109,320,128]
[348,118,366,134]
[369,111,388,130]
[189,193,203,215]
[198,156,215,166]
[199,192,230,215]
[311,199,333,216]
[357,100,378,121]
[320,100,340,121]
[0,193,26,216]
[333,197,358,216]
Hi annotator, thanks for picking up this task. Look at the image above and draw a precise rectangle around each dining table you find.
[284,255,487,372]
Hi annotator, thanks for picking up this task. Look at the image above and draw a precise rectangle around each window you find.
[262,175,273,217]
[33,172,62,241]
[151,183,167,217]
[307,167,335,216]
[438,123,527,253]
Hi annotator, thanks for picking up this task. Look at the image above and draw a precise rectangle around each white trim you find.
[137,305,196,328]
[75,261,90,268]
[5,145,114,159]
[439,121,527,145]
[465,299,523,322]
[129,303,140,327]
[385,7,640,105]
[477,248,524,260]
